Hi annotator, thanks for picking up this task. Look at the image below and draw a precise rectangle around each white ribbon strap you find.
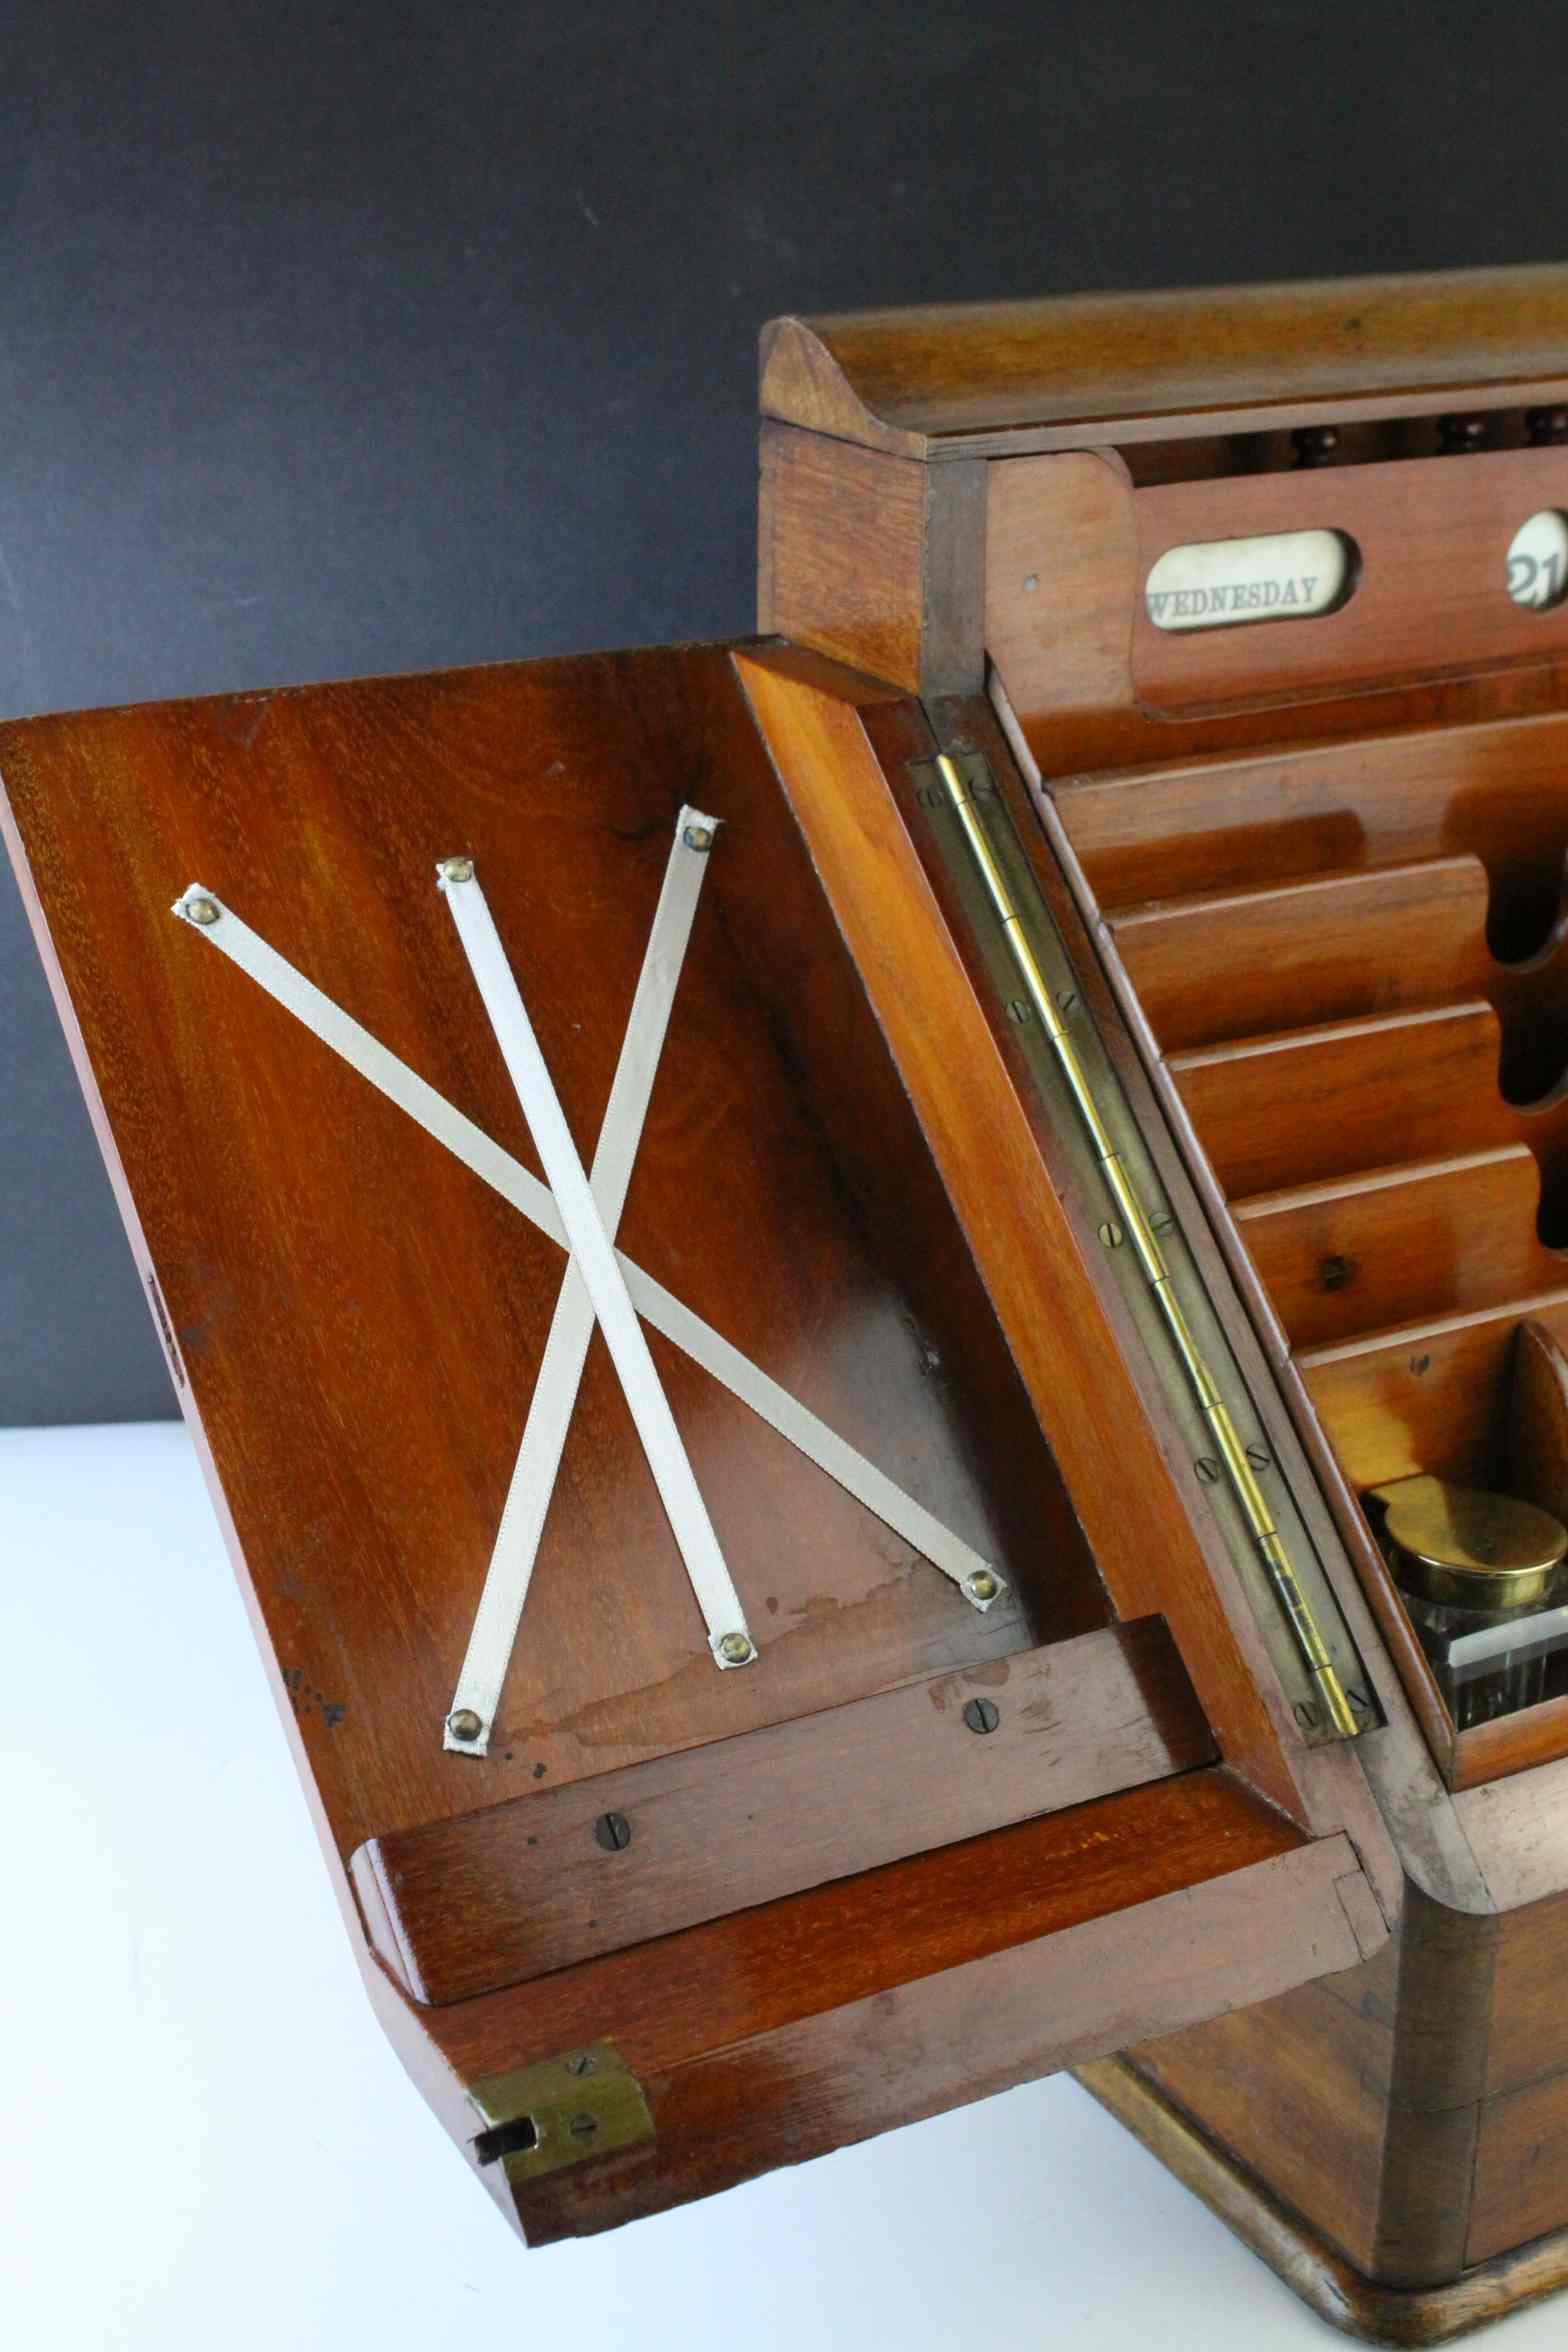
[439,849,753,1677]
[171,871,1005,1734]
[443,816,723,1749]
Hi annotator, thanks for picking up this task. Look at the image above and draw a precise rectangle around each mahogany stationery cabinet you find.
[11,263,1568,2342]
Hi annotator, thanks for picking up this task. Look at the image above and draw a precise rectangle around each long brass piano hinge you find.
[911,745,1372,1746]
[468,2042,654,2187]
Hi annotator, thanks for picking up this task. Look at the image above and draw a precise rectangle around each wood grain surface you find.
[0,626,1406,2255]
[1110,857,1494,1054]
[1236,1150,1565,1351]
[1470,2065,1568,2263]
[1118,1882,1511,2297]
[759,422,929,689]
[443,1778,1375,2244]
[1300,1294,1568,1493]
[743,265,1568,2312]
[759,421,986,694]
[760,265,1568,458]
[509,1825,1377,2246]
[32,254,1568,2284]
[1045,655,1568,1797]
[1132,447,1568,710]
[1081,2049,1568,2341]
[1047,707,1568,953]
[357,1616,1213,2003]
[732,643,1328,1818]
[1169,1002,1522,1199]
[0,645,1110,1869]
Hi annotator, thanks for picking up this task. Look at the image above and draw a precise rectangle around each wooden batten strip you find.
[1235,1147,1564,1352]
[1047,708,1568,926]
[1170,1000,1510,1198]
[355,1619,1214,2005]
[1110,856,1489,1053]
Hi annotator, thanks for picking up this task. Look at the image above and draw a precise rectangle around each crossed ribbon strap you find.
[172,807,1004,1757]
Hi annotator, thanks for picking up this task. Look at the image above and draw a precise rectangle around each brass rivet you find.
[438,855,475,884]
[718,1631,754,1665]
[966,1570,1000,1604]
[447,1708,483,1742]
[1098,1221,1124,1249]
[682,823,715,853]
[185,896,220,927]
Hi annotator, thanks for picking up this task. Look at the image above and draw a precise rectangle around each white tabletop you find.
[1,1419,1555,2352]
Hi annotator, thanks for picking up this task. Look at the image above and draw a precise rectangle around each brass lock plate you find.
[469,2041,654,2185]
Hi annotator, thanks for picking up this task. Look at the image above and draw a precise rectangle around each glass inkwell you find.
[1369,1474,1568,1730]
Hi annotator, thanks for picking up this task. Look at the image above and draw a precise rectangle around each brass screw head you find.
[447,1708,484,1742]
[438,856,475,884]
[185,896,220,927]
[717,1631,755,1666]
[682,823,715,853]
[965,1570,1000,1605]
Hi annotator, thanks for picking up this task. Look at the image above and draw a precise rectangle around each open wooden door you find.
[0,639,1395,2242]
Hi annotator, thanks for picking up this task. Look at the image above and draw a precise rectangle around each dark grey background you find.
[1,0,1560,1423]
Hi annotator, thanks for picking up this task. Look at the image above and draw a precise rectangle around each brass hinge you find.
[910,746,1374,1745]
[468,2042,654,2186]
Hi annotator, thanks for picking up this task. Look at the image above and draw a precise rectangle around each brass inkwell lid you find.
[1369,1475,1568,1612]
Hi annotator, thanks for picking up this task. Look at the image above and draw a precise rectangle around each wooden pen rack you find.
[1049,704,1568,1784]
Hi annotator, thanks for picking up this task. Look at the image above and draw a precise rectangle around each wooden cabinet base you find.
[1076,2055,1568,2345]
